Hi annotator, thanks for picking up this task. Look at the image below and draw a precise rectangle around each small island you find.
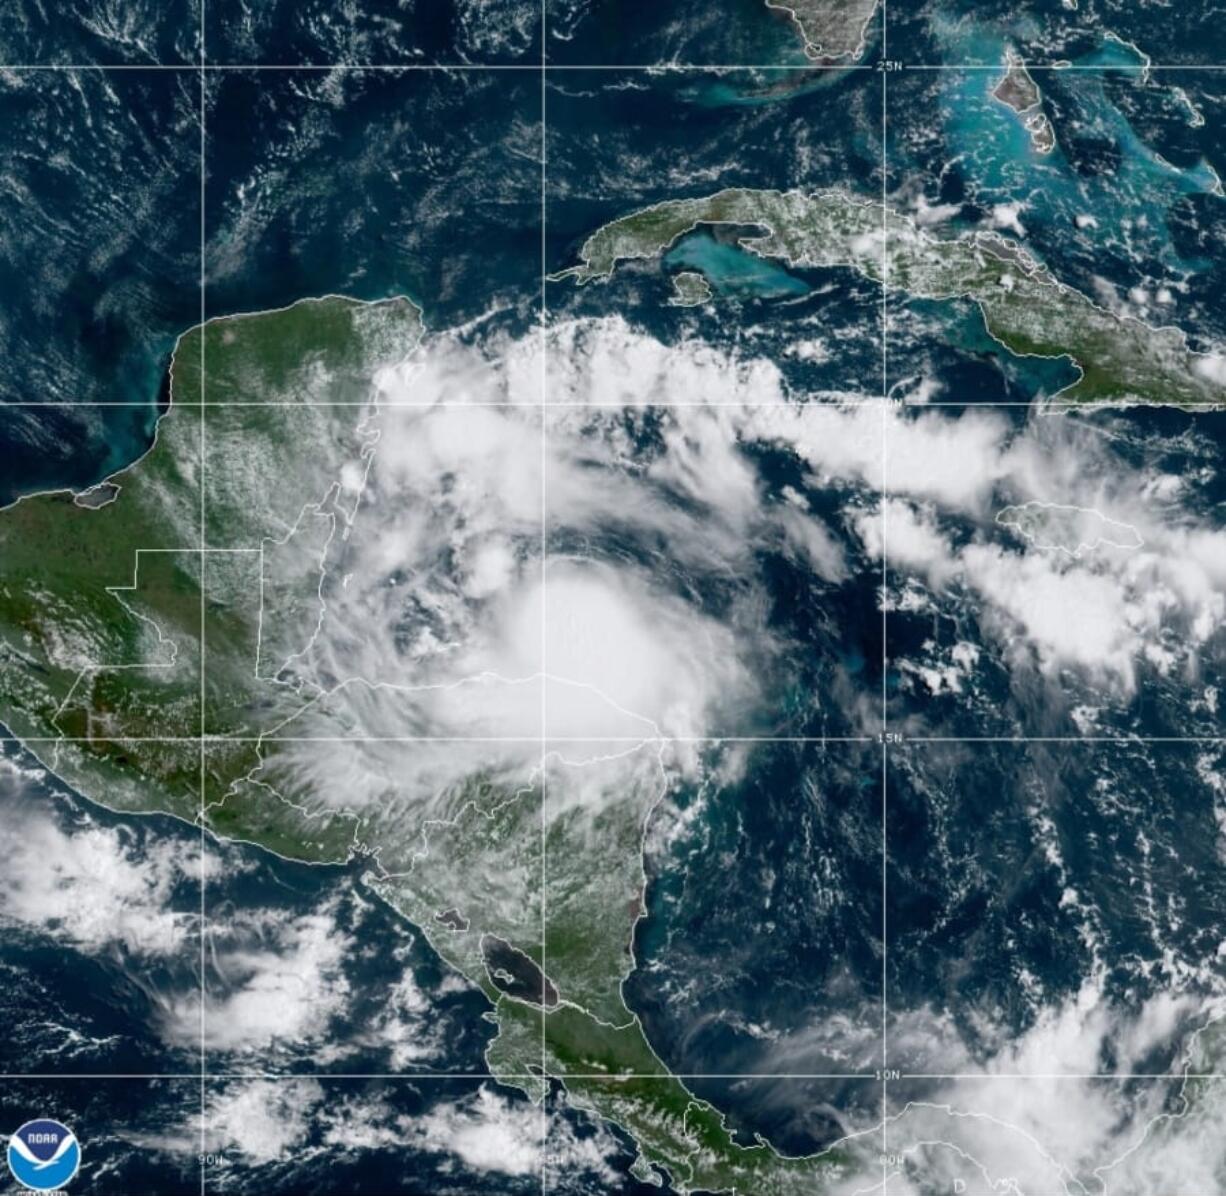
[992,48,1057,154]
[668,270,714,307]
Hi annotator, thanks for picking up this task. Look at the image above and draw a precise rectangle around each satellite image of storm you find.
[4,0,1226,1193]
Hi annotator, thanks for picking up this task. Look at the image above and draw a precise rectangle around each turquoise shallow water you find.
[665,231,810,299]
[936,32,1220,276]
[7,5,1226,1192]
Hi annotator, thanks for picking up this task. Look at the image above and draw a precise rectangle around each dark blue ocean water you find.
[7,4,1226,498]
[0,1,200,65]
[888,740,1226,1073]
[0,740,663,1194]
[545,0,824,67]
[5,6,1226,1191]
[628,742,882,1081]
[0,68,542,506]
[204,0,541,66]
[0,1074,656,1196]
[0,69,199,504]
[203,70,542,330]
[11,24,1224,501]
[0,0,538,66]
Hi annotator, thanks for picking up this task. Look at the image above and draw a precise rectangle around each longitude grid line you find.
[5,24,1221,1189]
[197,0,207,1192]
[539,3,549,1193]
[880,2,890,1184]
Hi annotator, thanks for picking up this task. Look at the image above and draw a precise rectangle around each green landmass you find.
[557,187,1226,408]
[2,279,1220,1189]
[0,293,870,1193]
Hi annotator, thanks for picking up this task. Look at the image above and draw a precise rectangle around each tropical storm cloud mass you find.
[3,1,1226,1193]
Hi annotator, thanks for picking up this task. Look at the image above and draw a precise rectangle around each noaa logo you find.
[6,1120,80,1191]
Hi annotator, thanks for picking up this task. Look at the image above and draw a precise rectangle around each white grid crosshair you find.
[2,0,1225,1192]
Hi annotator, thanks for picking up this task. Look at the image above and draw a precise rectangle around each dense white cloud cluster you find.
[0,758,197,958]
[533,317,1226,701]
[10,307,1226,1192]
[253,312,1226,834]
[149,1077,624,1186]
[0,758,463,1069]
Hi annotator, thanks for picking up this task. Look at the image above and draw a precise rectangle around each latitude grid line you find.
[0,1070,1215,1080]
[14,735,1226,743]
[5,18,1226,1196]
[5,62,1226,70]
